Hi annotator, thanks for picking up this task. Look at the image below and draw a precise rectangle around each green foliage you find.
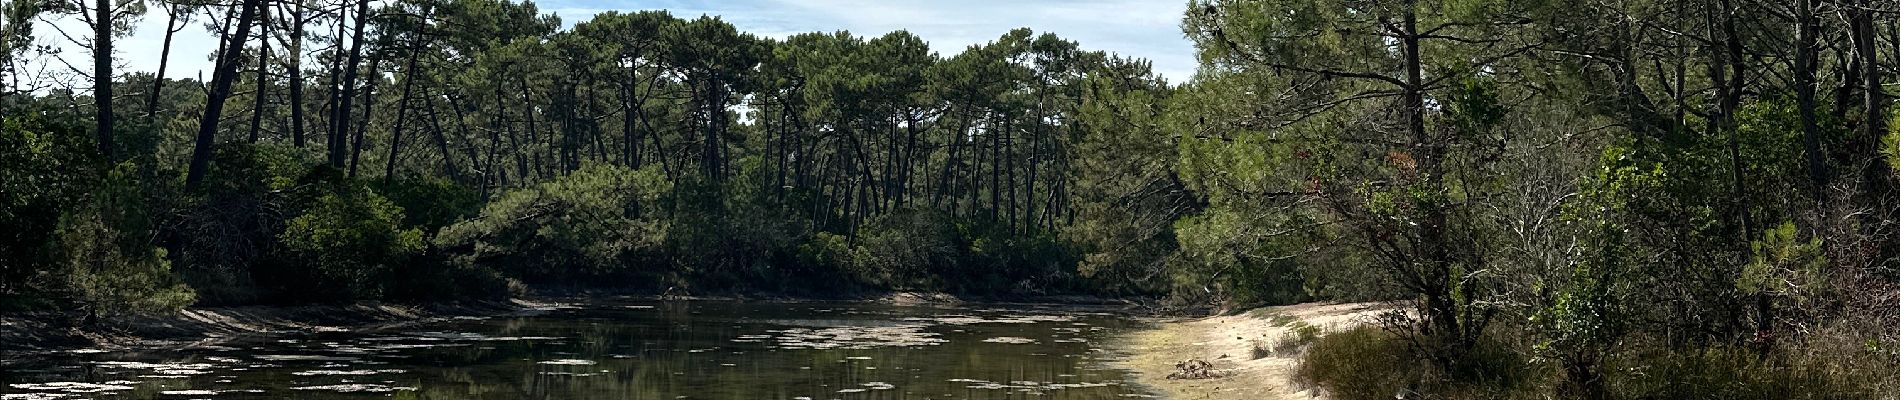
[1738,221,1827,303]
[436,164,672,283]
[0,111,96,297]
[379,178,481,234]
[1297,326,1547,400]
[279,184,424,301]
[57,165,195,315]
[1603,345,1886,400]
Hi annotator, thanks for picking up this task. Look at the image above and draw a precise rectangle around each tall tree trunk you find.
[185,0,263,189]
[347,55,380,177]
[147,4,181,118]
[1852,1,1884,181]
[385,35,426,183]
[247,8,272,143]
[329,0,370,168]
[422,94,461,181]
[92,0,115,160]
[286,0,307,147]
[1400,0,1463,359]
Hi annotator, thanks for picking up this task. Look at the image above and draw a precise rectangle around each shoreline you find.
[0,291,1156,358]
[0,299,559,358]
[1111,302,1391,400]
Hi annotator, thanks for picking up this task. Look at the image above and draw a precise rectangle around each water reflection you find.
[2,300,1155,399]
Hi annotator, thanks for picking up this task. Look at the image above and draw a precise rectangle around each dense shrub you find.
[57,165,195,315]
[278,184,424,301]
[379,177,482,233]
[0,112,97,302]
[1603,342,1895,400]
[436,164,672,283]
[168,144,310,304]
[1296,326,1546,400]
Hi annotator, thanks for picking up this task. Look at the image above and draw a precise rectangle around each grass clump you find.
[1295,326,1547,400]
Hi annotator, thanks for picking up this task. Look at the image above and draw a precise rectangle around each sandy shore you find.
[1114,302,1392,400]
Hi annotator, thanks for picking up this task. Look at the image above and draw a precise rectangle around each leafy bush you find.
[436,164,672,283]
[1604,345,1883,400]
[379,177,482,234]
[278,184,424,301]
[854,210,964,289]
[0,113,97,300]
[1296,325,1546,400]
[169,143,312,304]
[57,165,195,315]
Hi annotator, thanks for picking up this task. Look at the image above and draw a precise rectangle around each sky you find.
[31,0,1199,86]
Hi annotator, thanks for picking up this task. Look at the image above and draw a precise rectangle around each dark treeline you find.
[0,0,1211,309]
[8,0,1900,397]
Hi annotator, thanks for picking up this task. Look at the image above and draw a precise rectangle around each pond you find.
[1,299,1158,399]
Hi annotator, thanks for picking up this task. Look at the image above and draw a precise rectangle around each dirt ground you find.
[1115,302,1392,400]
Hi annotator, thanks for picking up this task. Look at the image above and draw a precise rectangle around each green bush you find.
[1296,326,1421,400]
[0,112,97,301]
[1604,344,1888,400]
[379,177,482,234]
[57,165,195,315]
[1296,325,1546,400]
[278,184,424,301]
[169,143,312,304]
[436,164,672,283]
[854,210,964,290]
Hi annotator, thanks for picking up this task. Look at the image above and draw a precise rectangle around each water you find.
[1,299,1158,399]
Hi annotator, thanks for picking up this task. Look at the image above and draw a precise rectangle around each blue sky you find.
[36,0,1197,86]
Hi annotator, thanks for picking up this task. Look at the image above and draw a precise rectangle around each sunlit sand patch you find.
[289,384,417,393]
[982,337,1038,344]
[290,369,406,376]
[536,359,596,366]
[6,382,136,393]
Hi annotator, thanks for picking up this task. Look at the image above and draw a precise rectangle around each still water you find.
[1,299,1157,399]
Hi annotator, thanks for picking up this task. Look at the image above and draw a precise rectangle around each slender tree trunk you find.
[185,0,263,189]
[147,4,181,117]
[385,36,425,183]
[330,0,370,168]
[1400,0,1463,358]
[286,0,307,147]
[92,0,115,160]
[247,8,272,143]
[347,56,380,177]
[1853,1,1883,178]
[420,94,460,181]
